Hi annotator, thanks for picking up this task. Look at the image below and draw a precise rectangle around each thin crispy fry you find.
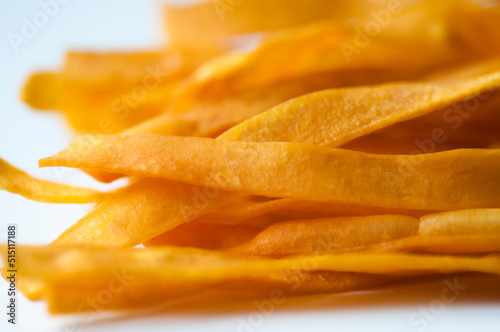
[129,69,389,135]
[52,178,232,247]
[0,158,99,203]
[419,209,500,236]
[364,235,500,254]
[144,222,261,250]
[22,51,187,133]
[198,196,432,226]
[5,246,500,282]
[42,135,500,211]
[220,71,500,145]
[344,90,500,154]
[230,215,419,257]
[45,270,388,313]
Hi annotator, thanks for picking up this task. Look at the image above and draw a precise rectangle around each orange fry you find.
[0,158,99,203]
[42,135,500,211]
[230,215,419,257]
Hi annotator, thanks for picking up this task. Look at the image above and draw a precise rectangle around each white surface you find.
[1,1,500,331]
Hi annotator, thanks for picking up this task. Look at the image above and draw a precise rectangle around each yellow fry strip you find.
[229,215,419,257]
[344,90,500,154]
[419,209,500,236]
[52,178,232,246]
[199,196,432,226]
[363,235,500,254]
[45,270,387,313]
[127,69,371,135]
[0,158,99,204]
[144,222,261,250]
[220,70,500,145]
[5,246,500,281]
[42,135,500,211]
[61,51,185,87]
[21,51,189,133]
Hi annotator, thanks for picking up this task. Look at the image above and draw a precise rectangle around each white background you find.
[1,1,500,331]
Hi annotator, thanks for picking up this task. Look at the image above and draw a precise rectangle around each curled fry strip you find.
[230,215,419,257]
[0,158,99,204]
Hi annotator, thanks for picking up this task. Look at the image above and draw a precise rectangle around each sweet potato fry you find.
[198,196,432,226]
[45,270,389,313]
[4,246,500,287]
[220,70,500,145]
[51,178,232,247]
[419,209,500,236]
[344,90,500,154]
[230,215,419,257]
[144,222,261,250]
[41,135,500,211]
[363,235,500,254]
[0,158,99,203]
[22,51,188,133]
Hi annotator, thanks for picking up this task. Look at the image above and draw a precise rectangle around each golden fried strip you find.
[22,51,188,133]
[419,209,500,236]
[230,215,419,257]
[45,270,388,313]
[42,135,500,210]
[52,178,232,247]
[220,71,500,145]
[199,196,432,226]
[5,246,500,281]
[144,222,261,250]
[364,235,500,254]
[0,158,99,203]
